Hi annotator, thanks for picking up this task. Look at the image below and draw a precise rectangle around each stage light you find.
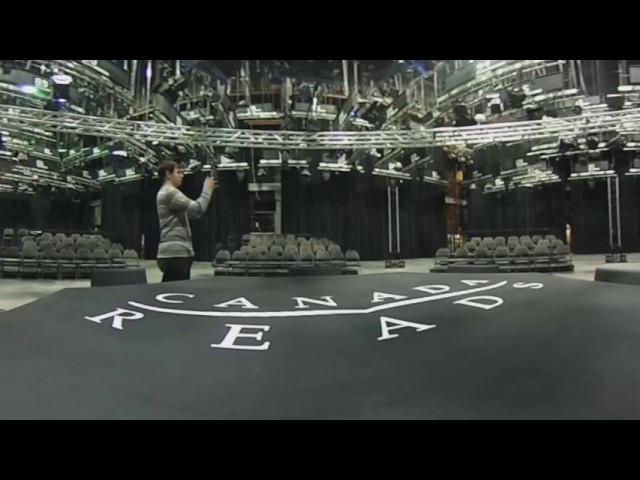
[586,135,599,150]
[507,87,526,109]
[51,74,72,102]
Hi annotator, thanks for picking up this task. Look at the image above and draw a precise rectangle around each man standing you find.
[156,161,217,282]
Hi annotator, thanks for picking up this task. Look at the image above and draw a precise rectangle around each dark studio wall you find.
[100,169,445,262]
[281,171,446,260]
[467,177,640,254]
[467,186,568,237]
[570,176,640,254]
[0,192,92,232]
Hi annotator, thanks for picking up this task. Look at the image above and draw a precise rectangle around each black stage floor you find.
[1,273,640,419]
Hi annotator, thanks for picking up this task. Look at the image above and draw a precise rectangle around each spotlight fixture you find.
[586,135,599,150]
[506,87,526,109]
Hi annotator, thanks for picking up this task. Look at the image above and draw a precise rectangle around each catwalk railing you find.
[3,104,640,150]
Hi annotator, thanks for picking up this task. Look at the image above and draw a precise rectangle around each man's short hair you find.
[157,161,178,180]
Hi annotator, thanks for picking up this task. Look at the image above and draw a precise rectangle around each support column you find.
[385,180,405,268]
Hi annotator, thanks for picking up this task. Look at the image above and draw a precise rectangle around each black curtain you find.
[399,180,446,258]
[620,176,640,253]
[101,182,144,250]
[467,185,567,239]
[282,171,445,260]
[282,171,387,260]
[533,184,568,238]
[569,180,610,254]
[0,192,91,232]
[139,171,250,261]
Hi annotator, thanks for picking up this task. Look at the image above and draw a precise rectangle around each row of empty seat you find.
[218,234,360,276]
[0,228,143,279]
[0,247,140,279]
[432,234,574,273]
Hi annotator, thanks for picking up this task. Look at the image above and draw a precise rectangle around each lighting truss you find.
[4,104,640,151]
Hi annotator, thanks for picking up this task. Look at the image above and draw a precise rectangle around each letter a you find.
[371,292,408,304]
[378,316,436,341]
[413,285,450,294]
[214,297,259,309]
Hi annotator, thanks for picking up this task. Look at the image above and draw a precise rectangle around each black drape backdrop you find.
[399,179,447,258]
[281,171,446,260]
[467,178,640,253]
[468,185,567,239]
[0,192,91,232]
[112,171,251,261]
[569,180,610,253]
[620,176,640,253]
[101,182,144,250]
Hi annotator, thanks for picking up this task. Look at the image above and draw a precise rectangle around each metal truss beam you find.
[3,104,640,151]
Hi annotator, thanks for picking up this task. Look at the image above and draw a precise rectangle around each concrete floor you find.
[1,253,640,312]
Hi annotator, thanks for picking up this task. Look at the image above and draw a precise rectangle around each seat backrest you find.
[59,248,76,260]
[41,248,59,259]
[345,250,360,262]
[329,250,344,260]
[282,250,298,262]
[494,237,506,247]
[464,242,477,252]
[93,249,109,262]
[315,250,330,261]
[270,245,284,256]
[533,245,550,257]
[474,246,489,258]
[232,250,247,261]
[556,245,570,256]
[22,246,39,258]
[328,244,341,254]
[124,249,139,259]
[299,250,314,262]
[77,248,94,260]
[215,250,230,262]
[454,248,468,258]
[284,245,298,255]
[248,250,263,261]
[435,248,450,257]
[494,246,510,258]
[514,245,530,257]
[471,237,482,245]
[23,241,38,251]
[265,249,281,261]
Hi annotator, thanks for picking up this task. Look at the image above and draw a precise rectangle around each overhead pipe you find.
[342,60,350,97]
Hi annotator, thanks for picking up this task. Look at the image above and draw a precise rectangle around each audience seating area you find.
[214,234,361,276]
[431,235,574,273]
[0,228,140,279]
